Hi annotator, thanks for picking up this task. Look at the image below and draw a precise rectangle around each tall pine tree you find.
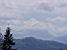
[2,27,16,50]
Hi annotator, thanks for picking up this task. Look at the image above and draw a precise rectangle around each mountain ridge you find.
[15,37,67,50]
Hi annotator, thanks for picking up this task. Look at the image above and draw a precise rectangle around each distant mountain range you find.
[15,37,67,50]
[0,32,67,50]
[53,35,67,44]
[13,29,67,44]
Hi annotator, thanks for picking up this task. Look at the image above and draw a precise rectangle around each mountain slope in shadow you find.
[15,37,67,50]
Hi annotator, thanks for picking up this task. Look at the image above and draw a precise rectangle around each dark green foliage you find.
[2,27,16,50]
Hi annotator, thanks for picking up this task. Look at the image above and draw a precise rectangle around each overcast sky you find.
[0,0,67,39]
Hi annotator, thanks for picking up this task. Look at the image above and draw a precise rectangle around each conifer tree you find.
[2,27,16,50]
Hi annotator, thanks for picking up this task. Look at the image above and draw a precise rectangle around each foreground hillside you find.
[15,37,67,50]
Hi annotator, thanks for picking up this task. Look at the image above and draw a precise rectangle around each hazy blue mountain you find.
[54,35,67,44]
[15,37,67,50]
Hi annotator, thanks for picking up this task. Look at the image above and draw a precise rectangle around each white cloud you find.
[22,17,67,37]
[23,18,39,28]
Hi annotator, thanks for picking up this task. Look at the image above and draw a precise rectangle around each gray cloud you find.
[37,2,55,12]
[0,0,67,38]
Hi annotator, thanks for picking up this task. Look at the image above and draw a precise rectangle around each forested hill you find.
[15,37,67,50]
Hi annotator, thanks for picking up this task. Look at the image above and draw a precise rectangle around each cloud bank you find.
[0,0,67,38]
